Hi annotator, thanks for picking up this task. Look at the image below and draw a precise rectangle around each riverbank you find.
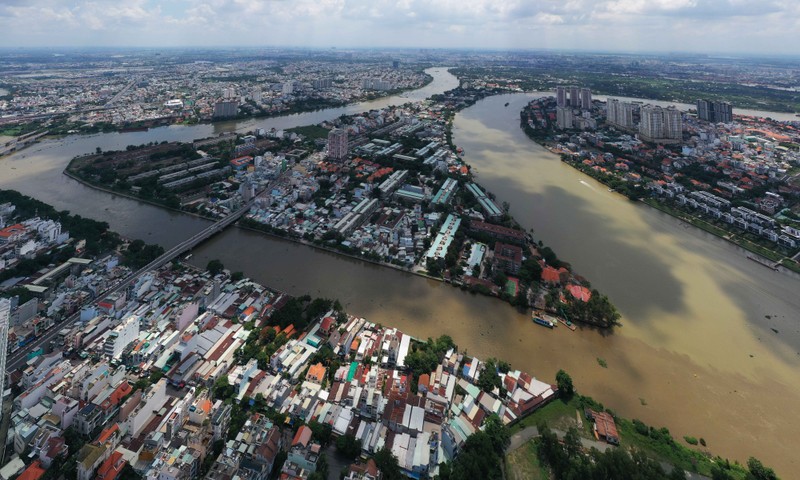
[517,104,800,276]
[64,166,518,306]
[62,169,218,222]
[5,74,799,476]
[9,73,436,143]
[559,155,800,276]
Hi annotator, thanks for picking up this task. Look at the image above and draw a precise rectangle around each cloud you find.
[0,0,796,53]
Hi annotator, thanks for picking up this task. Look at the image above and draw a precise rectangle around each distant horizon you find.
[1,1,798,57]
[1,45,799,61]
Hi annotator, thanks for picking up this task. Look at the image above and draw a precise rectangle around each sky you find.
[0,0,798,54]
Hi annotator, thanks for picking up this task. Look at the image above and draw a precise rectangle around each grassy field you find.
[509,397,584,434]
[781,258,800,274]
[616,418,750,479]
[505,441,549,480]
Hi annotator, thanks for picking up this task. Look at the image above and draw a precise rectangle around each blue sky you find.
[0,0,797,54]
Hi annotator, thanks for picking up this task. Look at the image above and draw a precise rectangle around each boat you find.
[184,253,193,260]
[533,316,555,329]
[557,317,577,331]
[505,102,510,107]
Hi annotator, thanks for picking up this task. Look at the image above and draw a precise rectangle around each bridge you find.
[5,196,259,372]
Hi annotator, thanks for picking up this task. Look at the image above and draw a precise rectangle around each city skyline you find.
[1,0,799,55]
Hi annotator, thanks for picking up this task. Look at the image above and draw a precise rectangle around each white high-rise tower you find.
[0,299,10,407]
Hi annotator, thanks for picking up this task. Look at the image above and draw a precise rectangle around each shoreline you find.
[5,73,436,144]
[63,168,528,310]
[521,129,800,276]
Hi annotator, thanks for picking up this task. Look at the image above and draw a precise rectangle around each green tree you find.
[477,359,502,393]
[747,458,778,480]
[212,375,234,401]
[373,447,403,480]
[556,369,575,398]
[336,434,362,460]
[207,259,225,275]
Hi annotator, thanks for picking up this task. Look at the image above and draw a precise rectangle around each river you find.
[0,69,798,475]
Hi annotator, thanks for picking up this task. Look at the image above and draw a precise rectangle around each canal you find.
[0,70,798,475]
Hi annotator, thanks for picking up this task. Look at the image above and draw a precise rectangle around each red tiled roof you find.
[17,460,46,480]
[292,425,312,447]
[96,451,126,480]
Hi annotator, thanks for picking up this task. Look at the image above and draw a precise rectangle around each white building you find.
[0,299,9,412]
[327,128,348,161]
[606,98,635,129]
[103,314,140,359]
[639,106,682,144]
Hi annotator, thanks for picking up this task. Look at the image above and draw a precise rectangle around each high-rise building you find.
[606,98,635,129]
[663,107,683,140]
[213,101,238,119]
[580,88,592,110]
[0,299,10,409]
[312,78,333,89]
[282,82,294,95]
[327,128,348,161]
[556,86,567,108]
[639,106,682,144]
[251,89,262,103]
[556,107,573,130]
[697,99,733,123]
[223,87,236,100]
[569,86,580,107]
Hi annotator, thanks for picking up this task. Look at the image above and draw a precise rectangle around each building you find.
[556,107,573,130]
[282,425,321,477]
[103,315,140,360]
[606,98,635,129]
[493,243,523,275]
[465,183,502,220]
[313,78,333,89]
[586,409,619,445]
[697,99,733,123]
[327,128,349,161]
[639,106,682,144]
[213,101,238,119]
[569,86,580,107]
[580,88,592,110]
[0,299,9,409]
[555,86,567,108]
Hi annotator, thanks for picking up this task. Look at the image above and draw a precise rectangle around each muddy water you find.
[452,93,800,475]
[1,70,798,474]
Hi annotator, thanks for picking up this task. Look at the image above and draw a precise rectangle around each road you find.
[104,79,137,108]
[5,196,258,372]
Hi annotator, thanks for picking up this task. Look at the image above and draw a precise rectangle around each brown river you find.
[0,70,798,475]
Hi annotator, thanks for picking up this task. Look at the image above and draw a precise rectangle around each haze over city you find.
[1,0,799,54]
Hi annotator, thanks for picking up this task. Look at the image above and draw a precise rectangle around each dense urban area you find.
[518,86,800,272]
[0,48,792,480]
